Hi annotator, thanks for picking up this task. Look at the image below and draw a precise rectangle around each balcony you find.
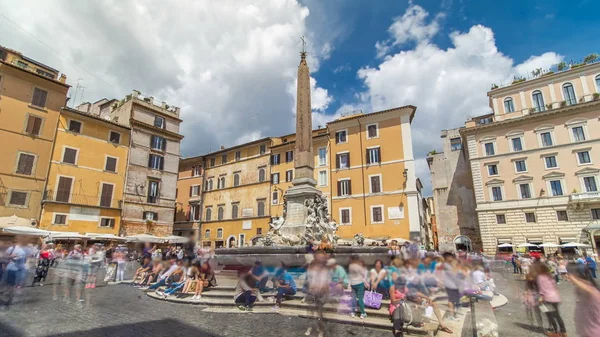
[43,190,122,209]
[569,192,600,204]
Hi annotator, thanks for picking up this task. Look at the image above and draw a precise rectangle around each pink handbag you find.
[364,290,383,309]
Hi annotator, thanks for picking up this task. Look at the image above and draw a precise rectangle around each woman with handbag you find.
[348,255,369,319]
[535,262,567,336]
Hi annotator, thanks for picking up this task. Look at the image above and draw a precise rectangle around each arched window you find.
[233,173,240,187]
[562,82,576,105]
[232,204,239,219]
[257,200,265,217]
[208,179,213,191]
[532,90,545,112]
[204,229,211,239]
[217,177,225,189]
[217,206,224,220]
[217,228,223,239]
[258,168,266,182]
[503,97,515,113]
[205,208,212,221]
[454,236,472,252]
[595,75,600,93]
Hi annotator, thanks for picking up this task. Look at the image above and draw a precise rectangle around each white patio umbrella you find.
[163,235,189,244]
[86,233,127,241]
[497,243,513,248]
[49,232,90,240]
[2,226,50,236]
[561,242,590,248]
[125,233,165,243]
[538,243,561,248]
[517,243,539,248]
[0,214,35,228]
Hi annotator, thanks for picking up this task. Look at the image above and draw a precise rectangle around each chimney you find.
[59,74,67,83]
[220,145,225,150]
[132,90,140,99]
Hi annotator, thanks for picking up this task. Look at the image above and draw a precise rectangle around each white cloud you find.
[514,52,563,79]
[0,0,332,156]
[356,6,562,195]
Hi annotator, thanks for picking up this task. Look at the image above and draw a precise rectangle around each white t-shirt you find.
[370,268,387,282]
[160,264,178,280]
[472,270,486,284]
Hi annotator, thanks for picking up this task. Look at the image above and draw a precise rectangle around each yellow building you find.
[176,106,420,247]
[0,45,69,223]
[38,107,130,235]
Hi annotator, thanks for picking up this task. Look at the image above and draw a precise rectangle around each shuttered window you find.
[62,148,78,164]
[68,120,82,133]
[151,135,166,151]
[31,88,48,108]
[25,115,43,136]
[372,207,383,222]
[56,176,73,202]
[100,183,114,207]
[370,176,381,193]
[337,180,351,196]
[336,153,350,169]
[148,154,164,170]
[366,147,381,164]
[9,191,28,206]
[99,218,115,228]
[109,131,121,144]
[16,153,35,175]
[105,157,117,172]
[341,209,350,224]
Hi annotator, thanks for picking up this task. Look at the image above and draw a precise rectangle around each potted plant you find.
[542,71,554,76]
[557,62,567,71]
[560,101,567,108]
[571,63,583,69]
[529,108,536,113]
[143,97,151,103]
[546,104,553,110]
[491,84,498,90]
[583,53,598,64]
[594,93,600,101]
[125,94,132,100]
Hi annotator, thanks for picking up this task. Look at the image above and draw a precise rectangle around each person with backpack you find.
[584,253,597,279]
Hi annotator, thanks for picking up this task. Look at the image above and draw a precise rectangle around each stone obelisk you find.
[280,42,322,238]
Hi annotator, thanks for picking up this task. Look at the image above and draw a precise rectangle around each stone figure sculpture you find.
[352,233,365,246]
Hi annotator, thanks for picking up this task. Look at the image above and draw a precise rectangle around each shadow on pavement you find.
[513,322,544,333]
[0,321,25,337]
[44,318,214,337]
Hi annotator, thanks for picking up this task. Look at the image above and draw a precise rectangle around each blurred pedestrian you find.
[535,262,566,336]
[348,255,368,319]
[568,268,600,337]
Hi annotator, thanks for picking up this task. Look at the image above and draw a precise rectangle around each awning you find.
[2,226,50,236]
[49,232,90,240]
[0,214,35,228]
[527,237,543,242]
[497,238,512,244]
[559,237,577,243]
[163,235,189,244]
[86,233,127,241]
[585,221,600,231]
[125,233,165,243]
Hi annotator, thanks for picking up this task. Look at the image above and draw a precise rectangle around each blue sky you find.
[1,0,598,194]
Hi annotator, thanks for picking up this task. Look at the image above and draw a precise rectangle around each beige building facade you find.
[462,62,600,255]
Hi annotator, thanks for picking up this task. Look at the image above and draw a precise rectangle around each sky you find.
[1,0,598,195]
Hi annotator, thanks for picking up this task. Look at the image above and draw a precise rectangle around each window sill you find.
[61,162,78,167]
[24,132,42,138]
[104,170,118,174]
[28,105,48,112]
[13,172,34,177]
[6,204,28,209]
[366,136,380,140]
[371,221,385,225]
[52,223,68,226]
[577,162,593,167]
[545,167,559,170]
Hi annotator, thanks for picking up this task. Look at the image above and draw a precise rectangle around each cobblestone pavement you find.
[492,269,577,337]
[0,283,392,337]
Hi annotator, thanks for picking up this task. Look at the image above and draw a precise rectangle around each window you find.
[53,214,67,225]
[205,208,212,221]
[31,88,48,108]
[148,154,164,170]
[511,137,523,152]
[371,206,383,223]
[99,218,115,228]
[189,205,200,221]
[154,116,165,129]
[270,154,280,165]
[515,160,527,173]
[190,185,200,197]
[204,229,211,239]
[25,115,43,136]
[336,153,350,169]
[519,183,532,199]
[192,165,201,176]
[217,206,224,220]
[36,69,54,79]
[210,158,216,167]
[256,228,262,235]
[450,138,462,151]
[205,179,213,191]
[271,173,280,184]
[340,209,351,225]
[532,90,545,112]
[285,170,293,182]
[147,180,160,203]
[484,142,495,156]
[8,191,28,207]
[260,145,266,155]
[258,168,266,182]
[257,200,265,217]
[549,180,563,196]
[584,176,598,192]
[487,164,498,176]
[239,234,246,247]
[596,75,600,92]
[544,156,558,169]
[562,83,577,105]
[366,147,381,164]
[151,135,166,151]
[318,148,327,166]
[335,130,347,143]
[571,126,586,142]
[285,151,294,163]
[540,132,553,147]
[272,191,278,205]
[556,211,568,221]
[232,204,239,219]
[217,228,223,239]
[337,180,351,196]
[491,186,503,201]
[525,212,536,223]
[592,208,600,220]
[56,176,73,202]
[367,124,378,138]
[142,212,158,221]
[318,170,327,186]
[504,97,515,113]
[100,183,114,207]
[234,151,241,161]
[577,151,591,165]
[109,131,121,144]
[233,173,240,186]
[62,147,78,165]
[496,214,506,224]
[17,60,28,68]
[68,120,82,133]
[222,154,227,164]
[370,175,382,194]
[15,153,35,175]
[105,156,117,173]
